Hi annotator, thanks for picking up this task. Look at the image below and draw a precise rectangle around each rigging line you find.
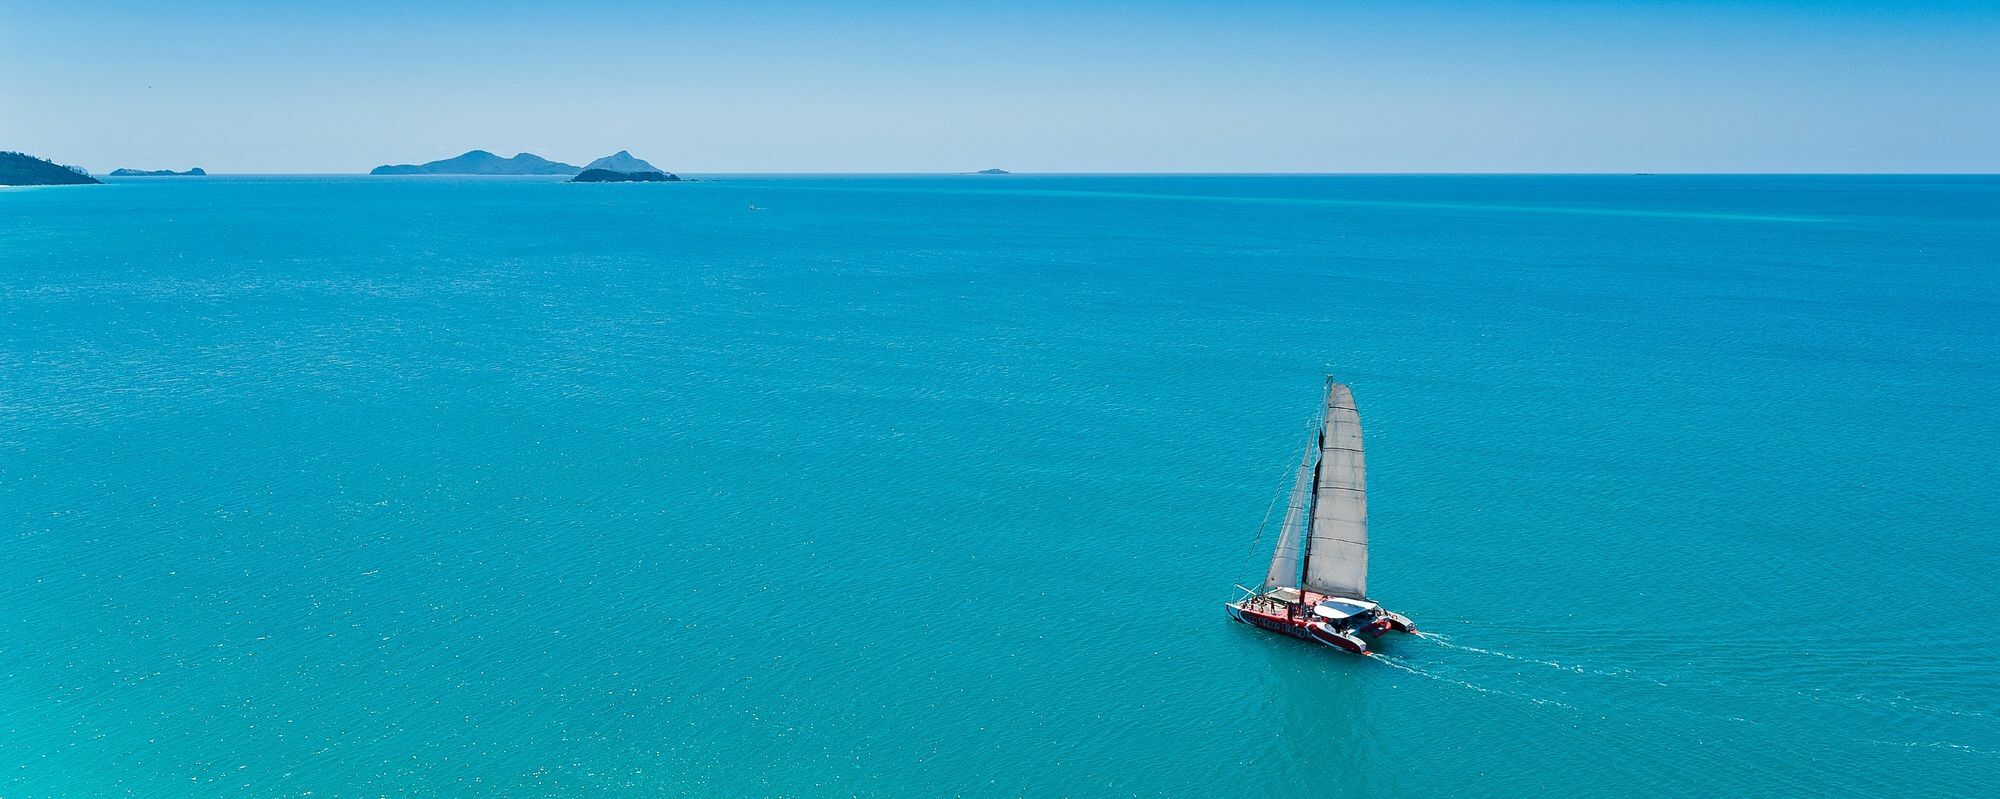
[1238,458,1291,588]
[1236,404,1324,590]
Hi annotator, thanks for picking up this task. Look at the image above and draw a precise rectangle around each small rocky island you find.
[976,168,1011,174]
[581,151,662,173]
[109,167,206,176]
[570,151,680,182]
[0,151,101,186]
[571,169,680,183]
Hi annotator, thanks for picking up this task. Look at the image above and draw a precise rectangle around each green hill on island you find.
[371,150,582,176]
[581,151,664,173]
[109,167,206,176]
[1,151,101,186]
[571,168,680,183]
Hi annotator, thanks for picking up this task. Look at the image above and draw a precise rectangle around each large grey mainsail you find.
[1261,440,1316,591]
[1302,381,1368,599]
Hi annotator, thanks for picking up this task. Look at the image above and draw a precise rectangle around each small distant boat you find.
[747,203,762,211]
[1227,378,1414,655]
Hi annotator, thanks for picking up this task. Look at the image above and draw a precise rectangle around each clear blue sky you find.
[4,0,1995,173]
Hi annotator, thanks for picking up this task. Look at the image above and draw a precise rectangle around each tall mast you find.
[1293,459,1318,618]
[1296,378,1332,605]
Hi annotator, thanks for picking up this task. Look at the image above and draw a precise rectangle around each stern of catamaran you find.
[1376,609,1416,634]
[1313,596,1417,637]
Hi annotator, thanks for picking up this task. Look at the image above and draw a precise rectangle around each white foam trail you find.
[1866,740,2000,758]
[1420,632,1570,669]
[1372,654,1578,711]
[1409,629,2000,749]
[1418,632,1586,672]
[1415,631,1646,681]
[1831,690,1994,721]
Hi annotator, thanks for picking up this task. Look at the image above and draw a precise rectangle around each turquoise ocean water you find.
[2,174,1996,796]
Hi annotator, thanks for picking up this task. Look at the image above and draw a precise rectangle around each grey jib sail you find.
[1302,381,1368,599]
[1261,440,1315,591]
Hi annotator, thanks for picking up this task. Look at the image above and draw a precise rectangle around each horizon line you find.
[89,171,2000,177]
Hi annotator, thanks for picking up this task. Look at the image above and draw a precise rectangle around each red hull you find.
[1230,604,1315,640]
[1228,599,1412,655]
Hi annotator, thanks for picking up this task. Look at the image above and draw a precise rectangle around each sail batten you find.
[1302,380,1368,600]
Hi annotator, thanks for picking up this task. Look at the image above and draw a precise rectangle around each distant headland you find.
[0,151,100,186]
[109,167,206,176]
[975,168,1010,174]
[370,150,582,176]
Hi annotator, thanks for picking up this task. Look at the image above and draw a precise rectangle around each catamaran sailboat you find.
[1227,378,1414,655]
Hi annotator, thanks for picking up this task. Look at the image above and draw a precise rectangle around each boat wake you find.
[1411,632,1998,743]
[1421,633,1993,721]
[1371,654,1577,711]
[1866,739,2000,759]
[1828,689,1995,721]
[1416,632,1652,682]
[1417,632,1574,670]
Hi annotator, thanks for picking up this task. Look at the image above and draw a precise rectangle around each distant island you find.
[571,169,680,183]
[0,151,100,186]
[976,168,1010,174]
[369,149,681,177]
[109,167,206,176]
[581,151,663,173]
[371,150,582,176]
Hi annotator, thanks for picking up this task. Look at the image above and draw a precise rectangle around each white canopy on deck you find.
[1311,597,1379,620]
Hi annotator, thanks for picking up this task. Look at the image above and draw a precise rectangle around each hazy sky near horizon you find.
[4,0,1997,173]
